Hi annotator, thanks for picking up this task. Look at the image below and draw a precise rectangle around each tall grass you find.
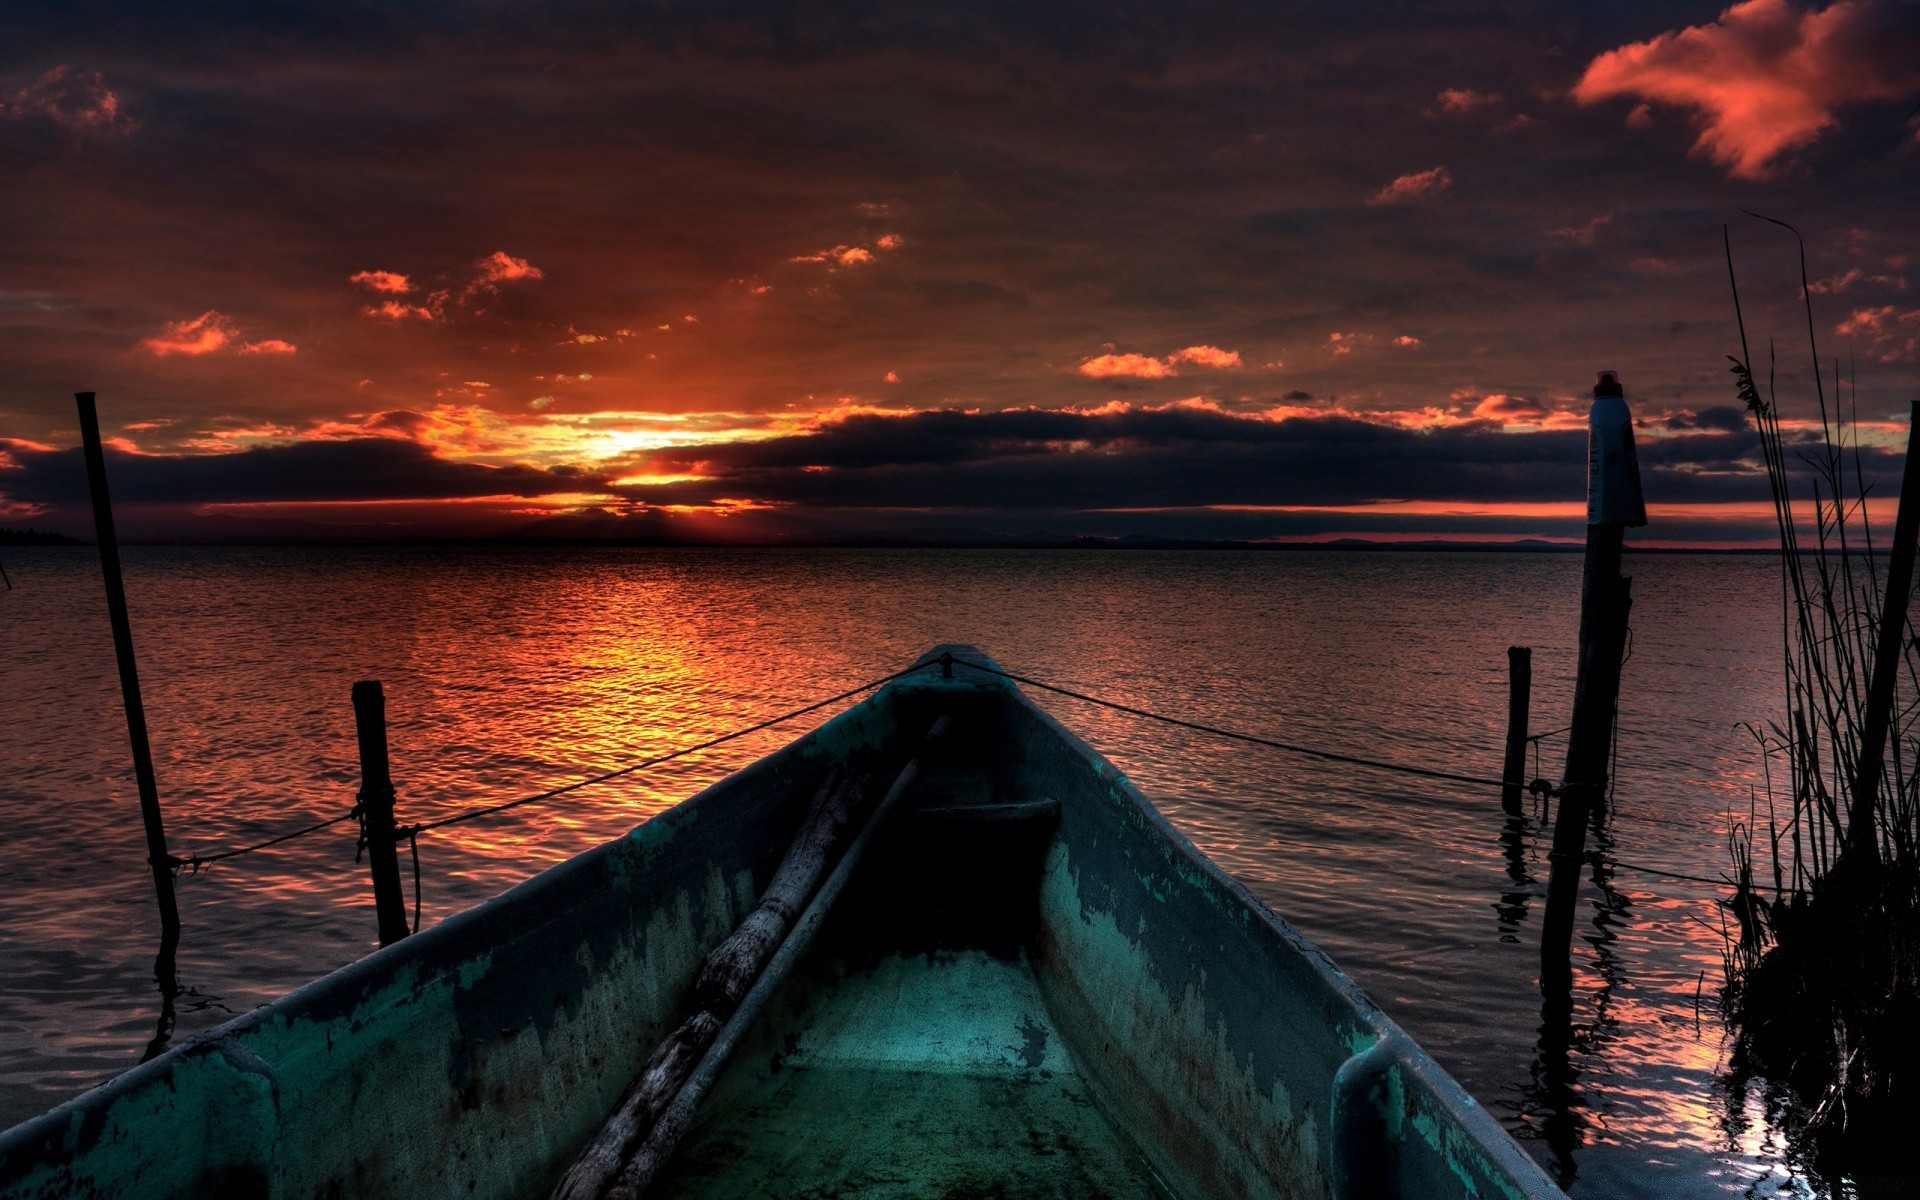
[1722,219,1919,1170]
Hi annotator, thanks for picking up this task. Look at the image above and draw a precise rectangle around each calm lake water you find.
[0,546,1845,1196]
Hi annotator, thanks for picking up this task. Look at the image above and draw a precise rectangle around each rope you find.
[176,809,360,875]
[409,666,922,834]
[950,657,1511,790]
[173,665,924,867]
[1598,856,1733,888]
[407,827,422,934]
[1527,724,1572,743]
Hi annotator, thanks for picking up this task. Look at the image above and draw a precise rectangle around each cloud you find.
[142,311,238,356]
[1806,267,1906,294]
[142,311,298,356]
[474,251,544,283]
[1,66,129,134]
[367,300,436,320]
[792,245,876,266]
[1169,345,1242,368]
[1433,88,1500,114]
[1393,335,1423,347]
[350,270,413,294]
[1837,304,1920,361]
[1547,214,1614,245]
[1079,352,1174,379]
[1469,393,1550,422]
[1573,0,1920,179]
[1080,345,1243,377]
[606,403,1794,513]
[0,437,596,507]
[1368,166,1452,205]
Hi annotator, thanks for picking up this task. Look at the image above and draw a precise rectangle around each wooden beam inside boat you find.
[554,716,952,1200]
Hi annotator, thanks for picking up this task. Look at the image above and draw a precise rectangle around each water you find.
[0,546,1835,1196]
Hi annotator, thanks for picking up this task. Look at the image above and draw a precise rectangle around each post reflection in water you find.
[1495,813,1536,943]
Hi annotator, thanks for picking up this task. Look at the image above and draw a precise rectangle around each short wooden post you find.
[1502,647,1532,816]
[1846,399,1920,867]
[1541,371,1645,992]
[351,680,412,946]
[76,391,181,952]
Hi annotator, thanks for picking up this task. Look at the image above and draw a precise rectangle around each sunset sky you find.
[3,0,1919,544]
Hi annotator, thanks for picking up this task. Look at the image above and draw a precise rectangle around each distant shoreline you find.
[0,533,1778,554]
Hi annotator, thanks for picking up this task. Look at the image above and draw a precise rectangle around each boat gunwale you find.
[0,687,890,1164]
[933,643,1562,1198]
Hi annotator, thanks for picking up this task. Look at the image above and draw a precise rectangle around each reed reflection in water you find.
[0,545,1832,1196]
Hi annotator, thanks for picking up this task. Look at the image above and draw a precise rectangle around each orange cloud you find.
[1393,335,1423,347]
[1470,393,1550,422]
[1079,345,1244,377]
[1806,268,1907,294]
[1547,214,1614,245]
[792,235,906,267]
[1079,352,1176,379]
[474,251,543,283]
[350,270,413,294]
[1573,0,1920,179]
[1,66,129,133]
[803,245,873,266]
[1327,332,1372,354]
[1837,304,1920,361]
[367,300,437,321]
[143,311,238,356]
[1368,166,1452,205]
[238,339,297,355]
[1169,344,1242,368]
[1433,87,1499,114]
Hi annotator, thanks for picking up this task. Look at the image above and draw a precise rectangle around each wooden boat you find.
[0,646,1562,1199]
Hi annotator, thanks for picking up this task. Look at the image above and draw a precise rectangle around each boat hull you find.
[0,647,1560,1199]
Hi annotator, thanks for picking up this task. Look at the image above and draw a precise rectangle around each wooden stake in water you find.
[1502,647,1532,816]
[75,392,182,950]
[1541,371,1645,992]
[351,681,412,946]
[1846,399,1920,867]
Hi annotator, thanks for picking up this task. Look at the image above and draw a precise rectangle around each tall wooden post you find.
[75,392,181,951]
[1541,371,1645,992]
[351,681,412,946]
[1846,399,1920,867]
[1502,647,1532,816]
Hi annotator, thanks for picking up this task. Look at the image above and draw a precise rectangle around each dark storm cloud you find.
[3,409,1796,516]
[0,437,598,505]
[618,407,1789,510]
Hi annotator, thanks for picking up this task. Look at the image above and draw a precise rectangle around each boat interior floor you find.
[648,947,1175,1200]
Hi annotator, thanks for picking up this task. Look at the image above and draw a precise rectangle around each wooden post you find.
[1846,399,1920,867]
[1502,647,1532,816]
[75,392,181,951]
[351,681,412,946]
[1541,371,1645,992]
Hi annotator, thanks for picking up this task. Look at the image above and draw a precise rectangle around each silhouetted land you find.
[0,527,81,546]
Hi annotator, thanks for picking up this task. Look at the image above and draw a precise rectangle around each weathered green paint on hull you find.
[0,646,1562,1199]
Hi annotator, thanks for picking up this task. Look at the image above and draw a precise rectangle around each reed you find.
[1721,220,1919,1173]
